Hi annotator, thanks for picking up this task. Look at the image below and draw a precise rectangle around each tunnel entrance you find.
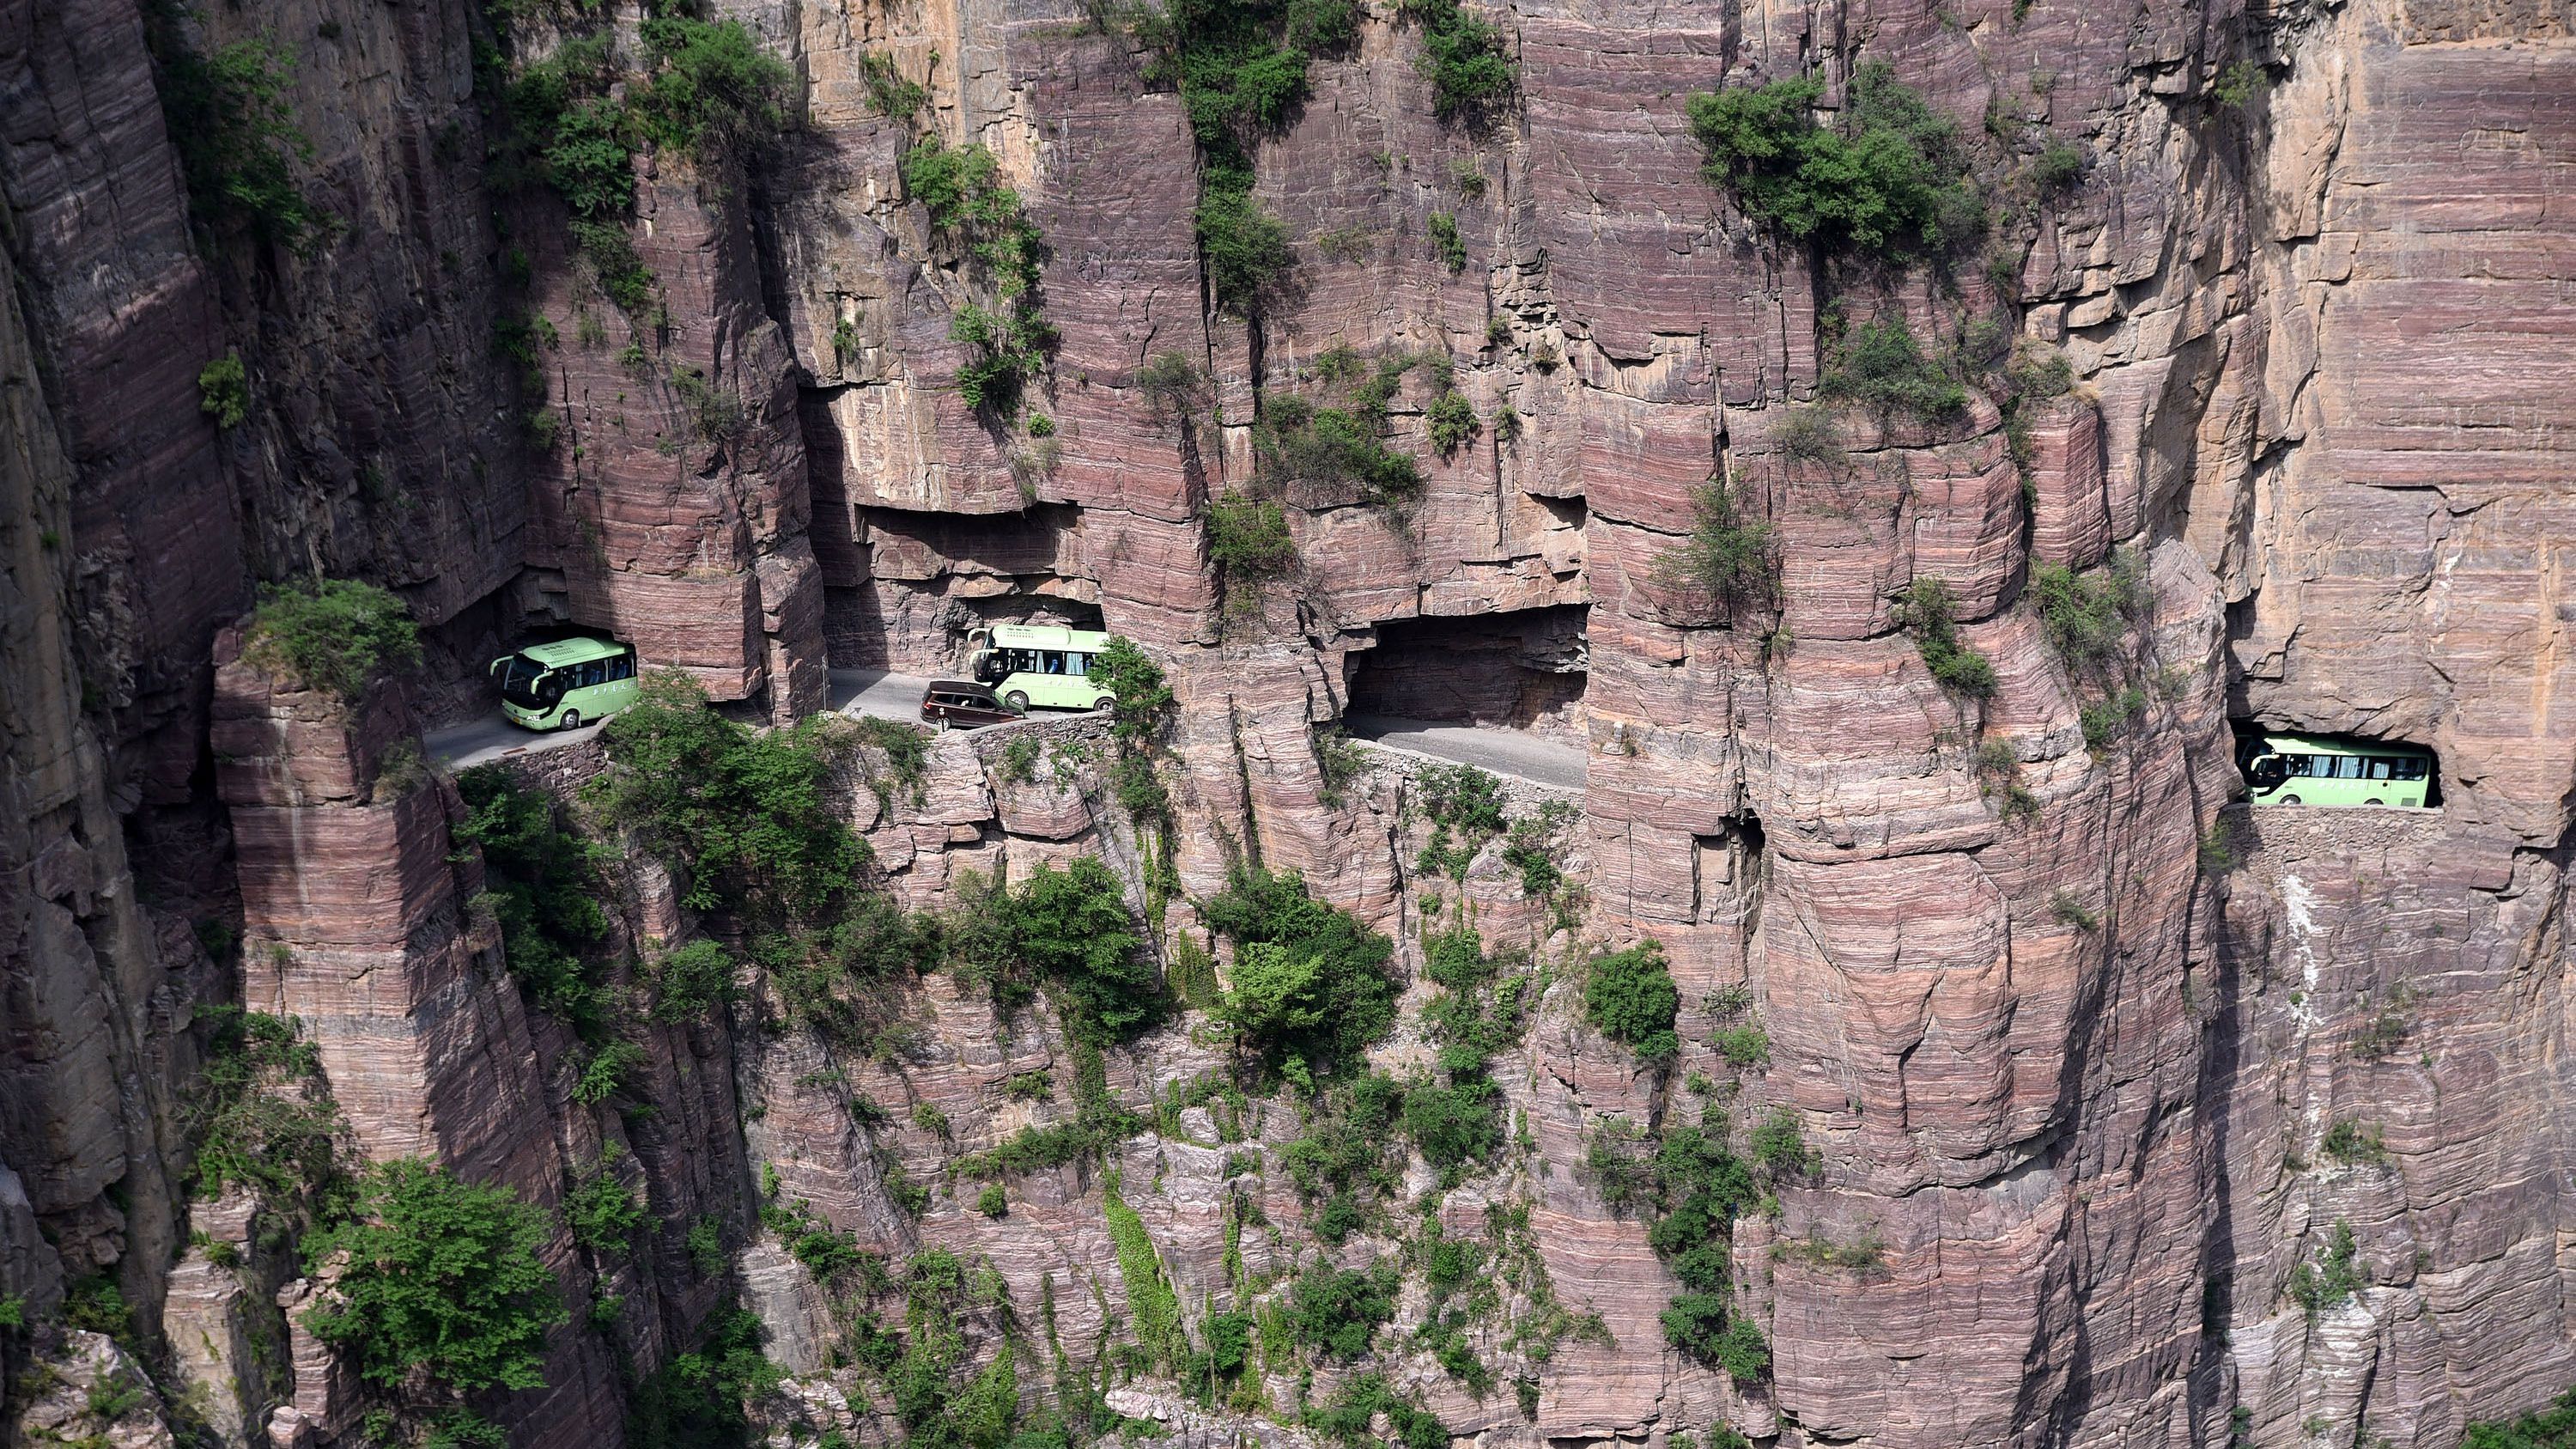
[1346,605,1589,743]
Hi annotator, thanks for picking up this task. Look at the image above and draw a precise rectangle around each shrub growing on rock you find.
[1208,492,1298,614]
[1584,941,1680,1063]
[1202,866,1397,1074]
[1663,482,1776,619]
[456,766,608,1027]
[244,577,422,699]
[1899,576,1998,700]
[589,674,869,922]
[1687,61,1982,261]
[1821,317,1968,423]
[305,1160,566,1392]
[1287,1261,1397,1357]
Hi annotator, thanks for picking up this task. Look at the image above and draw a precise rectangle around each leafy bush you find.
[199,354,250,429]
[2321,1118,2389,1166]
[1091,636,1176,748]
[625,1306,786,1448]
[1750,1109,1818,1179]
[976,1183,1007,1217]
[643,939,736,1023]
[2007,344,2075,401]
[244,577,422,698]
[1425,388,1478,454]
[1136,350,1212,427]
[2079,685,2148,751]
[152,33,331,250]
[949,301,1048,414]
[1007,856,1160,1044]
[1208,492,1298,613]
[1663,482,1775,618]
[1397,0,1514,119]
[1203,866,1397,1072]
[1281,1074,1405,1223]
[2048,889,2099,932]
[305,1160,566,1392]
[2467,1390,2576,1448]
[1197,186,1295,317]
[2029,551,2147,673]
[589,674,869,922]
[1415,762,1507,877]
[1821,318,1968,423]
[1687,62,1981,260]
[1402,1076,1503,1167]
[2212,58,2269,109]
[1256,383,1425,507]
[1715,1022,1771,1069]
[1429,210,1467,271]
[1900,576,1997,700]
[2032,141,2082,193]
[861,50,928,118]
[456,767,609,1028]
[1585,941,1680,1063]
[187,1007,339,1201]
[1287,1261,1397,1357]
[631,15,797,157]
[2285,1221,2364,1315]
[565,1154,647,1253]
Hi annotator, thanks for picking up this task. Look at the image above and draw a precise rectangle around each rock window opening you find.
[2233,722,2439,810]
[1345,605,1589,744]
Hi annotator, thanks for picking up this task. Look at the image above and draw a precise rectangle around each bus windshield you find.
[498,655,564,709]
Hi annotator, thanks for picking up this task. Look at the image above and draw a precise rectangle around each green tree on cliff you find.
[305,1160,566,1393]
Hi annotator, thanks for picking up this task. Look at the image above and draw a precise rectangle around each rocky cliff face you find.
[0,0,2569,1441]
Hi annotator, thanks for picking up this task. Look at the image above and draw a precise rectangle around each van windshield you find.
[500,655,564,709]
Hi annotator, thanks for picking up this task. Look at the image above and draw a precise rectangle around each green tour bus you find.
[489,636,641,731]
[969,624,1117,712]
[2238,731,2434,809]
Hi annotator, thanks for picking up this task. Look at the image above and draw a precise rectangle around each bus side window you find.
[2282,754,2314,776]
[579,661,607,688]
[2366,758,2396,781]
[2397,758,2427,780]
[1067,653,1089,676]
[1012,649,1038,675]
[1042,651,1066,675]
[610,653,635,682]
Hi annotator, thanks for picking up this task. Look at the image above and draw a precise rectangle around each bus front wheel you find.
[1005,691,1030,712]
[2279,794,2300,805]
[560,710,582,732]
[2366,798,2383,807]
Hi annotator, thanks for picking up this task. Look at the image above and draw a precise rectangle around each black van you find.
[920,679,1024,729]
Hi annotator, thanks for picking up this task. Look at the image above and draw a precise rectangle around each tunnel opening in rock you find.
[2231,721,2441,809]
[1346,605,1589,743]
[823,504,1096,677]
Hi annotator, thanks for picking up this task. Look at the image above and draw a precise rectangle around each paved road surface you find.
[829,667,933,722]
[428,676,1586,792]
[1346,715,1590,792]
[427,669,936,770]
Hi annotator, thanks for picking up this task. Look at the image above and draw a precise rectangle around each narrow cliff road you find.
[426,670,934,770]
[1346,715,1591,792]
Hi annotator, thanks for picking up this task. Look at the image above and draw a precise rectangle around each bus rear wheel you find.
[2366,797,2383,807]
[1093,696,1115,712]
[1005,691,1030,712]
[559,710,582,732]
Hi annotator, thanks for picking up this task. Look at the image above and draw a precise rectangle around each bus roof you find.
[518,636,630,667]
[983,624,1110,650]
[2257,732,2429,758]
